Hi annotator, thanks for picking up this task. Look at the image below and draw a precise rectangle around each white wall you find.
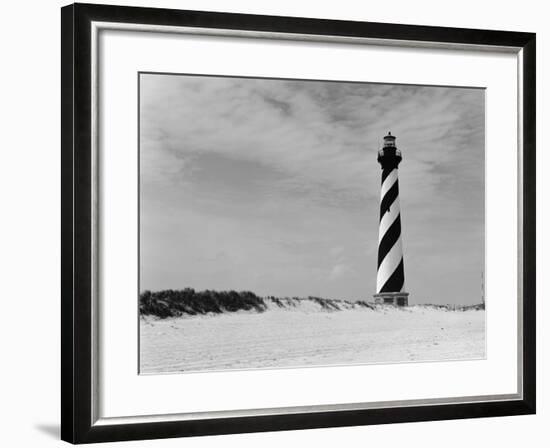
[0,0,546,446]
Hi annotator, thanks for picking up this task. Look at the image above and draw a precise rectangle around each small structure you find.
[373,132,409,306]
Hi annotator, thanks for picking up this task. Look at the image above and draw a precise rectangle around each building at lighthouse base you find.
[373,291,409,307]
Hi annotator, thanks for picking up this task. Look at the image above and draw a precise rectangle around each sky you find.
[139,73,484,305]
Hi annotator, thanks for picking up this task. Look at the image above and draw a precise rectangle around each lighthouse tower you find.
[373,132,409,306]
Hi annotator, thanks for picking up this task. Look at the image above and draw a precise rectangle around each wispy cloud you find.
[140,74,484,304]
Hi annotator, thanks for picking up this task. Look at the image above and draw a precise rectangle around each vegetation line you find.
[140,288,484,319]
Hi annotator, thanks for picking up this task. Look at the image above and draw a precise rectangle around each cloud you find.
[329,263,354,280]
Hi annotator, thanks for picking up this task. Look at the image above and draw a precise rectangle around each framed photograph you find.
[61,2,536,444]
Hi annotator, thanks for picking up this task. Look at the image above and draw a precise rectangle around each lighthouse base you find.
[373,292,409,307]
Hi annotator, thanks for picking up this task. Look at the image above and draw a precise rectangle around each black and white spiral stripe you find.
[376,167,405,294]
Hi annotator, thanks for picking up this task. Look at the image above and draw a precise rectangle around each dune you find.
[139,298,485,374]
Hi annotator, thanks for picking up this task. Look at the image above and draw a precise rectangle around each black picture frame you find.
[61,2,536,444]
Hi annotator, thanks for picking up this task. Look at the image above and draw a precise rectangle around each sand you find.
[139,305,485,374]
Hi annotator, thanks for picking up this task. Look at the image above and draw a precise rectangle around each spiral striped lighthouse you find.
[373,132,409,306]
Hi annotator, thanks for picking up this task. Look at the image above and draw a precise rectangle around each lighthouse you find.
[373,132,409,306]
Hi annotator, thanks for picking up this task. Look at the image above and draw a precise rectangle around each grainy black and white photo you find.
[138,73,485,374]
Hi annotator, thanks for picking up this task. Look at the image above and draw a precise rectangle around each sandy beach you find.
[140,303,485,374]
